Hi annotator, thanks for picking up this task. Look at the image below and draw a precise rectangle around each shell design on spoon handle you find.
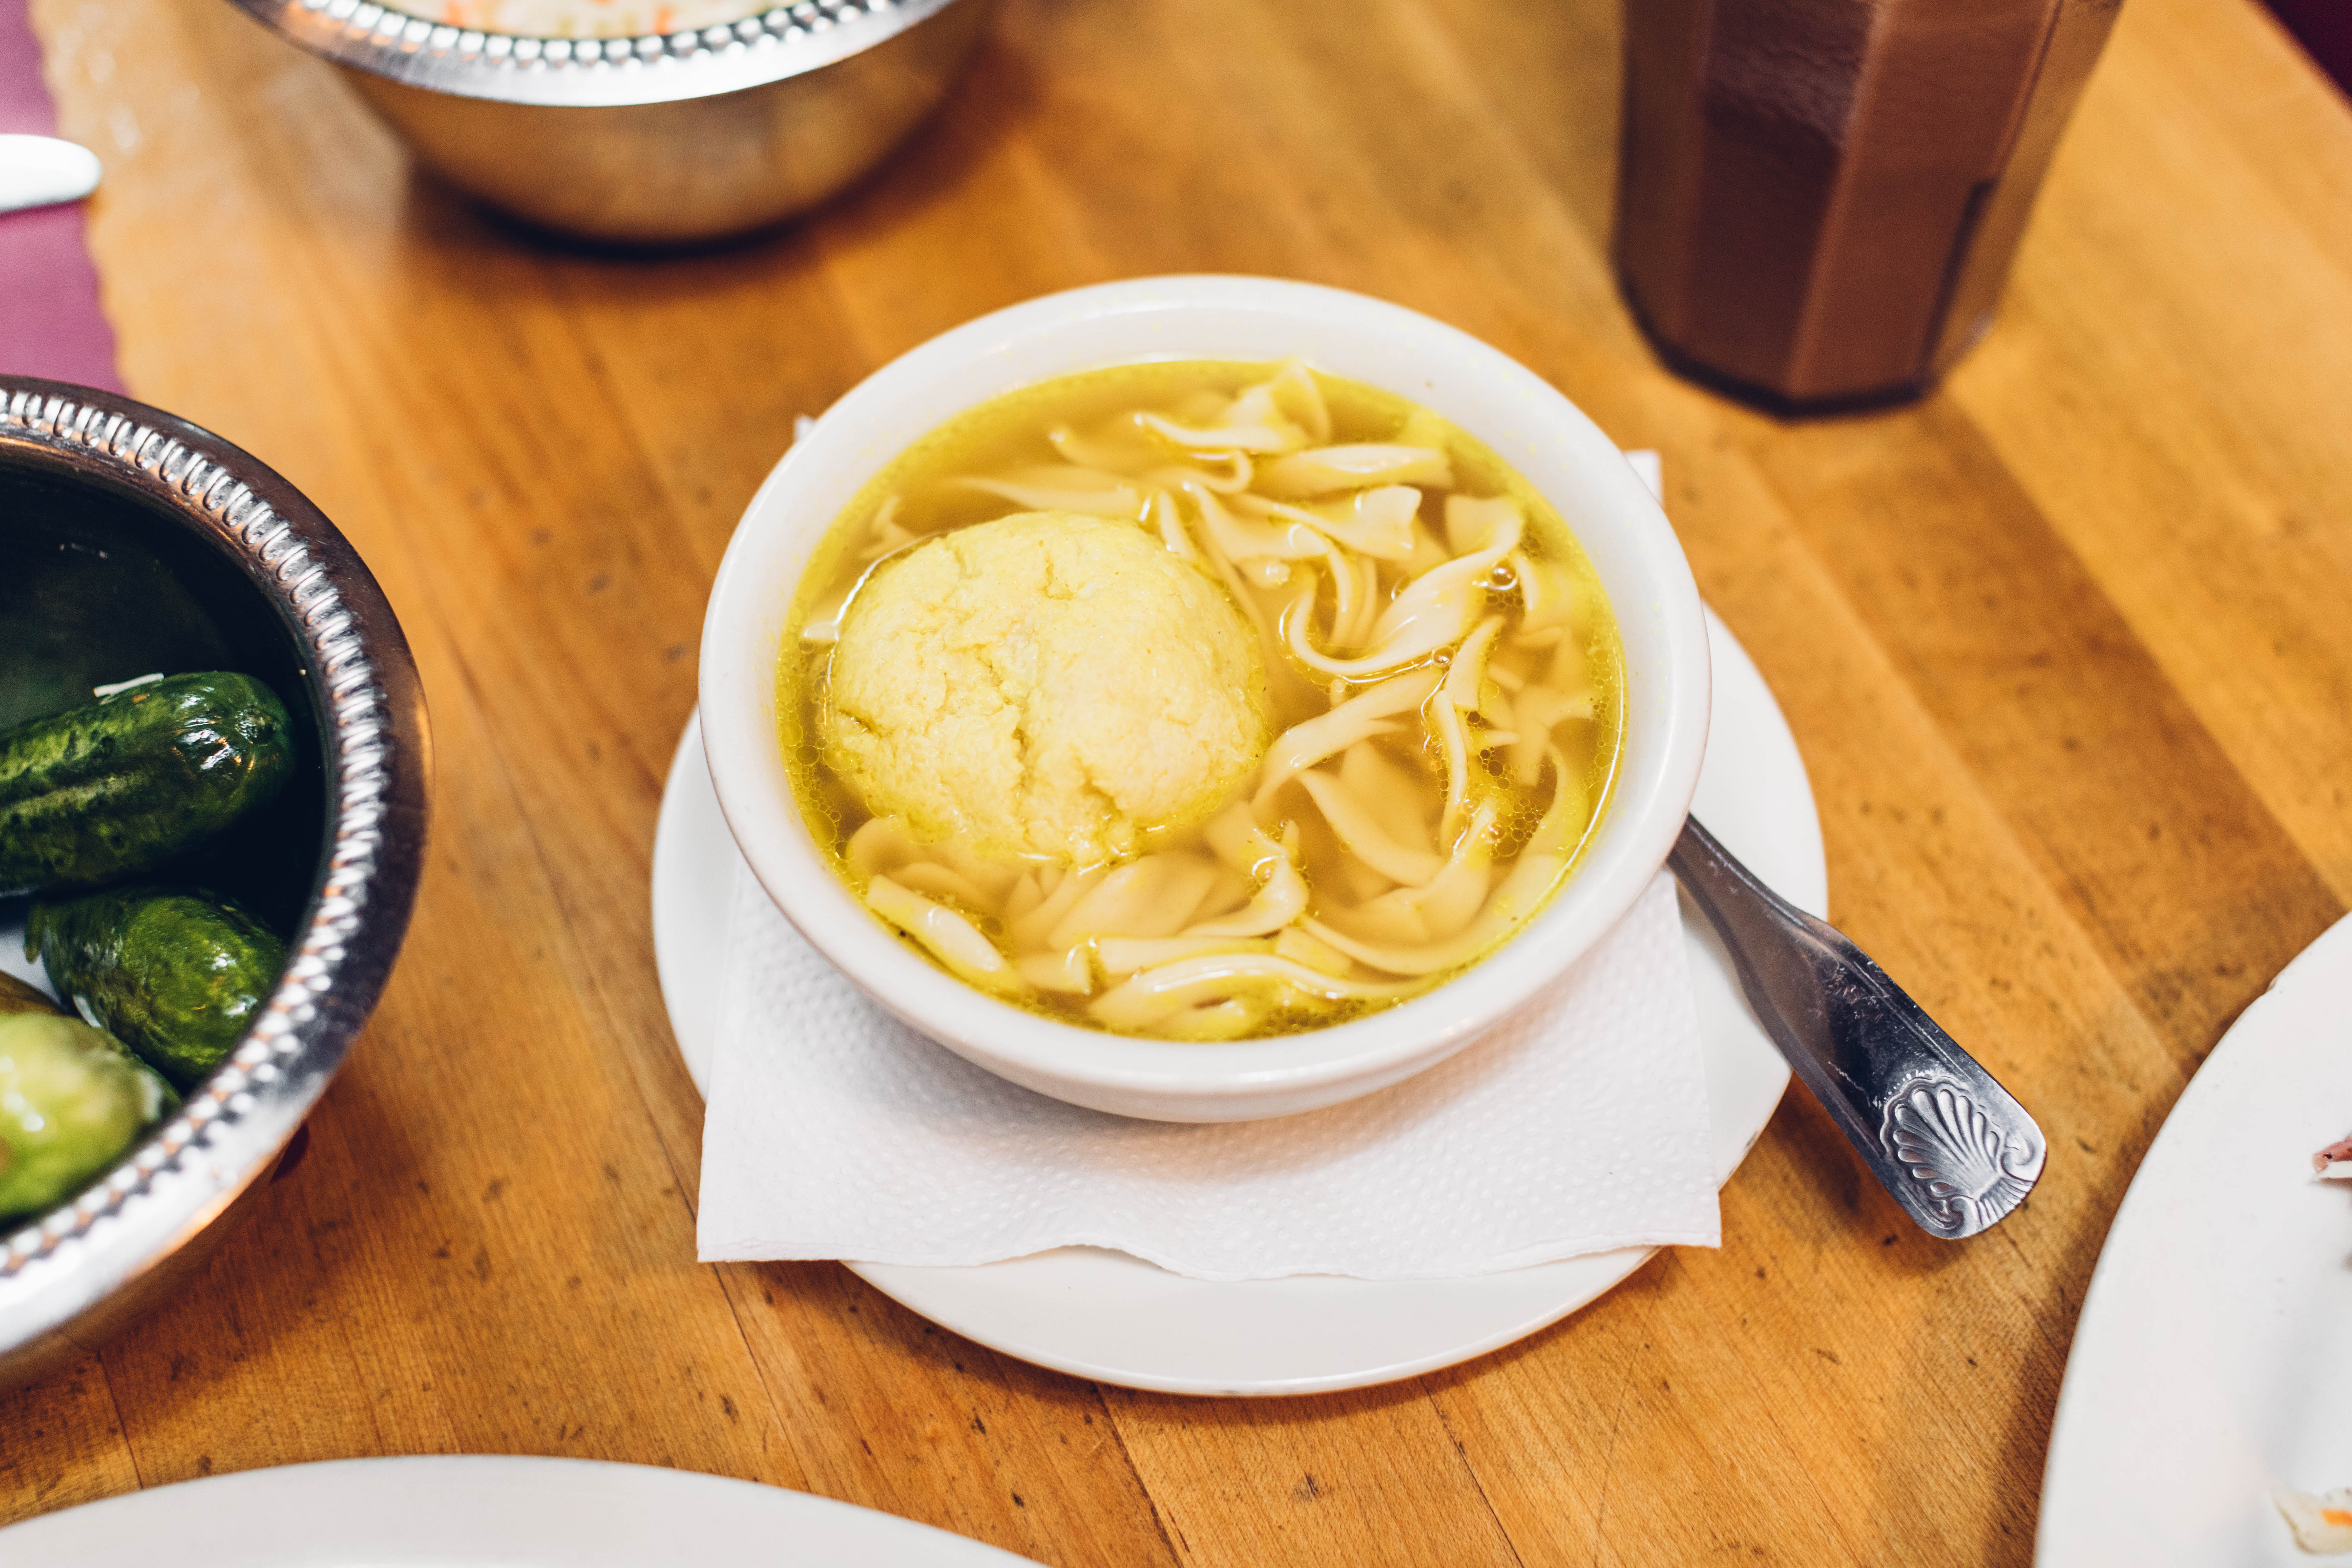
[1669,815,2046,1239]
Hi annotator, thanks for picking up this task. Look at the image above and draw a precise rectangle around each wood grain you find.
[8,0,2351,1560]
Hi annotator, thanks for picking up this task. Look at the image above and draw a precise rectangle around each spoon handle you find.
[1669,815,2046,1238]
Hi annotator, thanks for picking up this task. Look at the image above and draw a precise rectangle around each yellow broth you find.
[779,359,1625,1041]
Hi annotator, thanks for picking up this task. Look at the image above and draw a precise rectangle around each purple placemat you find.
[1,0,121,391]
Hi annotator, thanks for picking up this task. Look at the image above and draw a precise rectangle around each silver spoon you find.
[0,134,102,215]
[1671,815,2046,1238]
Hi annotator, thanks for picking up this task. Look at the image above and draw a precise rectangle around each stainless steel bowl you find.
[0,379,430,1391]
[223,0,996,244]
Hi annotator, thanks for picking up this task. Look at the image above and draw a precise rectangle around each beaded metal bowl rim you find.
[223,0,959,110]
[0,382,428,1327]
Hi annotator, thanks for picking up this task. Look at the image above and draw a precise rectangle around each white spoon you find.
[0,134,102,214]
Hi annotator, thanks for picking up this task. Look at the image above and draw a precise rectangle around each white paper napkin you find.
[696,863,1719,1280]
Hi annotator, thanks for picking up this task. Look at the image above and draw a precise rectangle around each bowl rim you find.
[220,0,969,109]
[700,275,1711,1119]
[0,381,431,1354]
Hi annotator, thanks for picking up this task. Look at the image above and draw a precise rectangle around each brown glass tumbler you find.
[1614,0,2123,412]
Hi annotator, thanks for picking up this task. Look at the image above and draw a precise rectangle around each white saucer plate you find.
[0,1455,1036,1564]
[653,608,1827,1396]
[2037,912,2352,1565]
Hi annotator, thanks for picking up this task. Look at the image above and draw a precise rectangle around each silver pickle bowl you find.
[222,0,999,244]
[0,380,431,1391]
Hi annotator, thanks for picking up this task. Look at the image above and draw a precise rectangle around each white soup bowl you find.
[699,275,1709,1121]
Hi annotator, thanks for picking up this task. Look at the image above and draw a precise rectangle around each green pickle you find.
[0,671,295,894]
[27,887,288,1090]
[0,1013,175,1220]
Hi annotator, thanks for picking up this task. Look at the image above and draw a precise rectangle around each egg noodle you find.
[781,360,1625,1042]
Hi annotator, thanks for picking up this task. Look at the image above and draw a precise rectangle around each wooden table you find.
[8,0,2351,1559]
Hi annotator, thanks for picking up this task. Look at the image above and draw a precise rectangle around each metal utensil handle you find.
[1670,816,2046,1238]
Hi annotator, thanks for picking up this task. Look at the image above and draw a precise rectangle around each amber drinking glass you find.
[1614,0,2124,412]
